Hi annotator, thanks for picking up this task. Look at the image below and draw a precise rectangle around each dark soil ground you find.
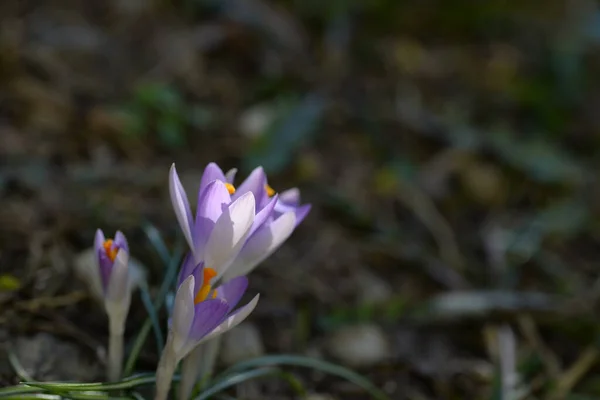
[2,1,600,399]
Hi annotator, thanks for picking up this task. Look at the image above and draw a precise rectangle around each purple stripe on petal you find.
[217,276,248,312]
[189,299,229,341]
[114,231,129,253]
[193,180,231,260]
[248,194,277,237]
[199,163,227,195]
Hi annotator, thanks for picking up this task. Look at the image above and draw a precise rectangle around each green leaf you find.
[217,355,389,400]
[0,395,62,400]
[195,368,302,400]
[139,281,164,355]
[0,385,43,397]
[22,372,165,392]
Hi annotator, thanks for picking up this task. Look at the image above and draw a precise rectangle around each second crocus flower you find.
[155,259,259,400]
[94,229,131,381]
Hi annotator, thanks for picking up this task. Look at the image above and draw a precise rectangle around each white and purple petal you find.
[216,276,248,312]
[199,163,227,195]
[225,168,237,184]
[114,231,129,253]
[279,188,301,205]
[169,164,195,252]
[232,167,267,206]
[171,275,196,356]
[274,202,311,227]
[188,299,229,342]
[224,212,296,280]
[106,249,130,303]
[248,195,277,237]
[177,253,198,287]
[192,180,232,262]
[198,294,260,345]
[204,192,255,276]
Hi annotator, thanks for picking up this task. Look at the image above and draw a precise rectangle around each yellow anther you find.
[265,184,275,197]
[194,267,218,304]
[103,240,118,262]
[225,183,236,195]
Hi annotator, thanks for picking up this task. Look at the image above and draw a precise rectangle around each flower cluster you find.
[155,162,310,400]
[91,161,309,398]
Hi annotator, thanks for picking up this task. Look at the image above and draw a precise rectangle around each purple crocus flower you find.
[94,229,130,302]
[223,166,311,279]
[169,261,259,362]
[169,164,256,276]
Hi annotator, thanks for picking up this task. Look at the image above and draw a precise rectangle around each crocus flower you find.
[169,164,256,277]
[94,229,131,382]
[223,166,311,279]
[174,163,310,399]
[171,261,259,361]
[94,229,130,309]
[155,260,259,400]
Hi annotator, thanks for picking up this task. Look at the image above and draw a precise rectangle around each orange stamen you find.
[225,183,236,195]
[194,267,218,304]
[265,184,275,197]
[103,239,118,262]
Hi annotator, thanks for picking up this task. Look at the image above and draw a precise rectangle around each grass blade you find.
[123,238,183,377]
[22,372,172,392]
[0,395,61,400]
[139,280,164,355]
[142,223,172,265]
[0,385,42,397]
[194,368,282,400]
[218,354,389,400]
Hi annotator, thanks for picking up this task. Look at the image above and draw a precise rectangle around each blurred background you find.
[2,0,600,398]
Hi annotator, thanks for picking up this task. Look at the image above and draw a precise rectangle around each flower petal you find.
[169,164,194,252]
[249,194,277,237]
[232,167,266,204]
[197,294,260,345]
[193,180,231,262]
[177,253,197,287]
[216,276,248,311]
[188,299,229,341]
[177,255,205,298]
[199,163,227,195]
[205,192,255,276]
[224,212,296,280]
[171,275,196,356]
[106,249,130,303]
[94,229,105,255]
[225,168,237,184]
[274,202,311,227]
[114,231,129,253]
[293,204,311,227]
[279,188,300,205]
[94,230,110,289]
